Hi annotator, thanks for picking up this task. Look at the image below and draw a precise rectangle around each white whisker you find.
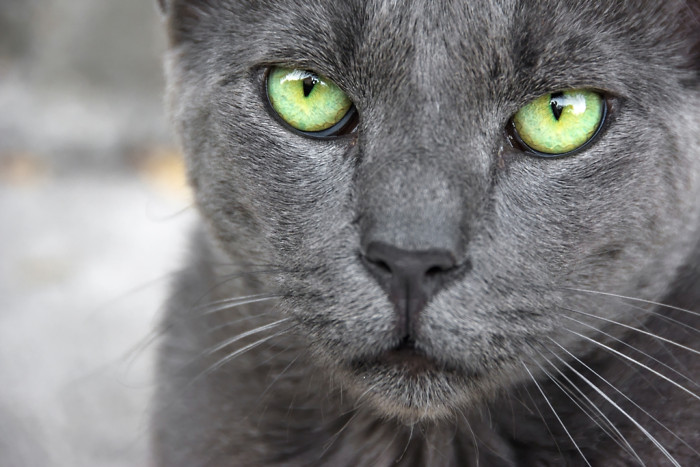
[370,424,400,465]
[549,334,681,466]
[614,300,700,336]
[565,288,700,318]
[561,313,699,388]
[206,311,282,333]
[548,337,700,459]
[521,361,592,466]
[206,317,291,355]
[458,410,480,467]
[175,327,293,399]
[563,328,700,403]
[319,411,360,460]
[200,294,282,315]
[534,350,646,465]
[255,350,305,405]
[198,328,293,380]
[195,292,277,308]
[352,382,380,411]
[396,422,415,464]
[518,386,564,458]
[562,306,700,356]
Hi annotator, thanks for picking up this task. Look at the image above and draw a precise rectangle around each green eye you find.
[267,67,354,135]
[512,90,605,155]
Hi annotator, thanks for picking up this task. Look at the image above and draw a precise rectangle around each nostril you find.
[376,260,392,275]
[426,267,438,277]
[361,252,393,279]
[370,257,393,275]
[426,264,449,277]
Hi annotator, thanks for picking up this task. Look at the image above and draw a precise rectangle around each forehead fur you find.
[165,1,698,72]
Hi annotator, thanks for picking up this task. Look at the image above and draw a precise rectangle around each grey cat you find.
[152,0,700,465]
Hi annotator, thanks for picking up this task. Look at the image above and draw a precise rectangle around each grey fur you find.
[153,1,700,465]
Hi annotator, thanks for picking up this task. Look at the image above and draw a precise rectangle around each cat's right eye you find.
[266,67,357,138]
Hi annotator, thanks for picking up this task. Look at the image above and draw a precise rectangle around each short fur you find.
[153,1,700,465]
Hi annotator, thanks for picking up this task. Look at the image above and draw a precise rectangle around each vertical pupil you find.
[302,75,318,97]
[550,92,564,121]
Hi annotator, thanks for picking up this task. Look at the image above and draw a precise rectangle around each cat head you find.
[161,0,700,421]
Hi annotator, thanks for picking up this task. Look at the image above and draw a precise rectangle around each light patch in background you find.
[0,167,194,466]
[0,0,191,464]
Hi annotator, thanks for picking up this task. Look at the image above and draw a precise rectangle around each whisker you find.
[395,422,415,464]
[205,317,291,355]
[319,411,360,460]
[474,406,518,464]
[548,337,700,459]
[534,350,645,465]
[164,326,295,412]
[560,313,699,388]
[187,266,285,310]
[420,423,451,464]
[370,424,400,465]
[564,288,700,318]
[194,327,294,382]
[352,382,381,411]
[521,361,592,466]
[196,294,283,315]
[637,320,698,391]
[518,385,564,459]
[563,328,700,403]
[331,380,381,419]
[457,410,480,467]
[614,300,700,336]
[125,300,283,375]
[549,334,681,466]
[206,311,281,333]
[562,306,700,356]
[254,349,306,407]
[195,292,276,308]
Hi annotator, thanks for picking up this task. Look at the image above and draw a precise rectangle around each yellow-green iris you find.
[513,90,604,155]
[267,67,352,133]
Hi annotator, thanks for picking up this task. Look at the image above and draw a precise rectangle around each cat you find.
[152,0,700,465]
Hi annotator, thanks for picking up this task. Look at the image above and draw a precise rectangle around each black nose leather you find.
[362,242,457,338]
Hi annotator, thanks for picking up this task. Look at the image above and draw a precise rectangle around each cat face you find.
[164,0,700,421]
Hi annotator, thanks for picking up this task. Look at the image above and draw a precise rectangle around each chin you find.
[340,345,485,424]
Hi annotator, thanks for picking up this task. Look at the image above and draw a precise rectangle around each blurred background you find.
[0,1,194,465]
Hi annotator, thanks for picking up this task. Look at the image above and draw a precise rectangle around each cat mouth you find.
[380,338,437,373]
[346,337,484,420]
[352,337,445,376]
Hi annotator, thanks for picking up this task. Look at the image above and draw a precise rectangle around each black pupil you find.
[550,92,564,120]
[302,75,319,97]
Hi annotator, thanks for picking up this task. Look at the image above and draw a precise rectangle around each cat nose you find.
[362,241,457,338]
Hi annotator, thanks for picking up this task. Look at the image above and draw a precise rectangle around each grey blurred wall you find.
[0,0,170,171]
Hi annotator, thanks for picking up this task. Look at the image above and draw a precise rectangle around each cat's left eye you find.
[510,89,606,156]
[266,67,357,137]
